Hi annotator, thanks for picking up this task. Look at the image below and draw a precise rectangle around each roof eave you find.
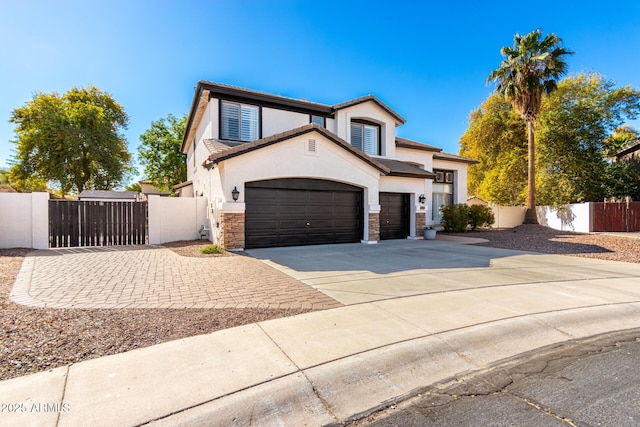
[334,96,406,125]
[387,172,436,179]
[206,124,390,175]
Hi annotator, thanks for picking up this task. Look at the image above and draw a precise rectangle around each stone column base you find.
[219,212,245,249]
[415,211,426,238]
[368,212,380,242]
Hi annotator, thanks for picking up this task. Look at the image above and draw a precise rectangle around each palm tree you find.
[488,30,573,224]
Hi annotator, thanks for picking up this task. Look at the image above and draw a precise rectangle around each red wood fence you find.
[592,202,640,232]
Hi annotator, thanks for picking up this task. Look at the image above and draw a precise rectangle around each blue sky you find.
[1,0,639,180]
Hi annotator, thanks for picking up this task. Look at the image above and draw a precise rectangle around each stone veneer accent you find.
[219,212,245,249]
[416,211,426,238]
[368,212,380,242]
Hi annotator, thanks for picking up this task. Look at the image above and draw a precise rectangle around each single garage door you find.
[245,179,363,249]
[379,192,409,240]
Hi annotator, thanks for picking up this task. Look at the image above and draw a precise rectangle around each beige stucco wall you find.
[334,102,398,158]
[148,195,208,244]
[262,107,309,137]
[215,131,383,242]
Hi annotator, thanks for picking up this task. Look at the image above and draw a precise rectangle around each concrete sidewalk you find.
[2,243,640,426]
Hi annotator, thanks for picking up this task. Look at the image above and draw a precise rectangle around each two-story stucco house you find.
[177,81,476,250]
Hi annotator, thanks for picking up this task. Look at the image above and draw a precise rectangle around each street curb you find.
[149,303,640,426]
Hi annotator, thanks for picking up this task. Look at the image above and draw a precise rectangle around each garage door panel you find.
[248,235,279,247]
[334,206,360,216]
[245,179,363,249]
[279,205,308,216]
[308,219,334,229]
[307,206,335,216]
[278,219,311,229]
[278,233,311,245]
[333,192,358,202]
[245,220,277,231]
[308,192,334,203]
[335,231,361,242]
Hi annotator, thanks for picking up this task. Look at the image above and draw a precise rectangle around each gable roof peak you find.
[333,95,406,125]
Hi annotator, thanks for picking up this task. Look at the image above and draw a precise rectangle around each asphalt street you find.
[357,330,640,427]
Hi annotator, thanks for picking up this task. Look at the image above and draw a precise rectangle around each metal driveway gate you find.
[49,200,148,248]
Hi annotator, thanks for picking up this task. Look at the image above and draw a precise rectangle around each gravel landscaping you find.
[449,224,640,264]
[1,228,639,381]
[0,244,312,381]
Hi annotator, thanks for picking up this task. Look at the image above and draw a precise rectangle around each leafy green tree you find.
[137,114,187,192]
[0,169,8,185]
[605,125,639,156]
[9,86,132,195]
[537,73,640,204]
[488,29,573,223]
[461,73,640,205]
[459,93,527,205]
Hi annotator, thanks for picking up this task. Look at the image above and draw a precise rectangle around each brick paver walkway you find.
[10,246,341,310]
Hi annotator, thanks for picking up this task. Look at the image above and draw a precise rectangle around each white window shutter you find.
[351,123,363,151]
[241,105,258,141]
[364,126,378,155]
[221,102,240,140]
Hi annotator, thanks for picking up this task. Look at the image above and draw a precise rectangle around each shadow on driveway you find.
[247,239,530,275]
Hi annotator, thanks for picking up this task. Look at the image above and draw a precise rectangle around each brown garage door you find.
[379,192,409,240]
[245,179,363,249]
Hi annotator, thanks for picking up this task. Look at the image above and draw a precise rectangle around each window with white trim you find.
[221,101,259,141]
[350,121,380,155]
[432,169,454,222]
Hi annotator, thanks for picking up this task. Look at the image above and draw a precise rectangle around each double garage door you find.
[245,179,410,249]
[245,179,363,249]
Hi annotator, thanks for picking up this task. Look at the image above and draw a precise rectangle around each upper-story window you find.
[350,120,380,156]
[311,115,325,127]
[221,101,259,141]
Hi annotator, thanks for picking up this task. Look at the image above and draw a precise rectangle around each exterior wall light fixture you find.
[231,186,240,202]
[418,194,426,204]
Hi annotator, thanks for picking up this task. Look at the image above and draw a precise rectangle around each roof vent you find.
[307,139,317,153]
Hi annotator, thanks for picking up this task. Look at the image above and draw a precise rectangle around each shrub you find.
[200,244,226,255]
[468,204,495,230]
[440,204,470,232]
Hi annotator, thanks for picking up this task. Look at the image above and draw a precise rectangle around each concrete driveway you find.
[247,239,640,305]
[4,239,640,426]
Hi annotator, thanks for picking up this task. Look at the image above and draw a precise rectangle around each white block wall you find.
[0,192,49,249]
[537,203,592,233]
[148,196,209,244]
[491,205,526,229]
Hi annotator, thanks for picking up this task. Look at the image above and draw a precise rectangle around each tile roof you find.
[615,139,640,157]
[433,152,479,164]
[0,184,16,193]
[376,158,436,179]
[396,137,442,152]
[202,139,244,155]
[198,81,334,112]
[173,180,193,190]
[78,190,138,199]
